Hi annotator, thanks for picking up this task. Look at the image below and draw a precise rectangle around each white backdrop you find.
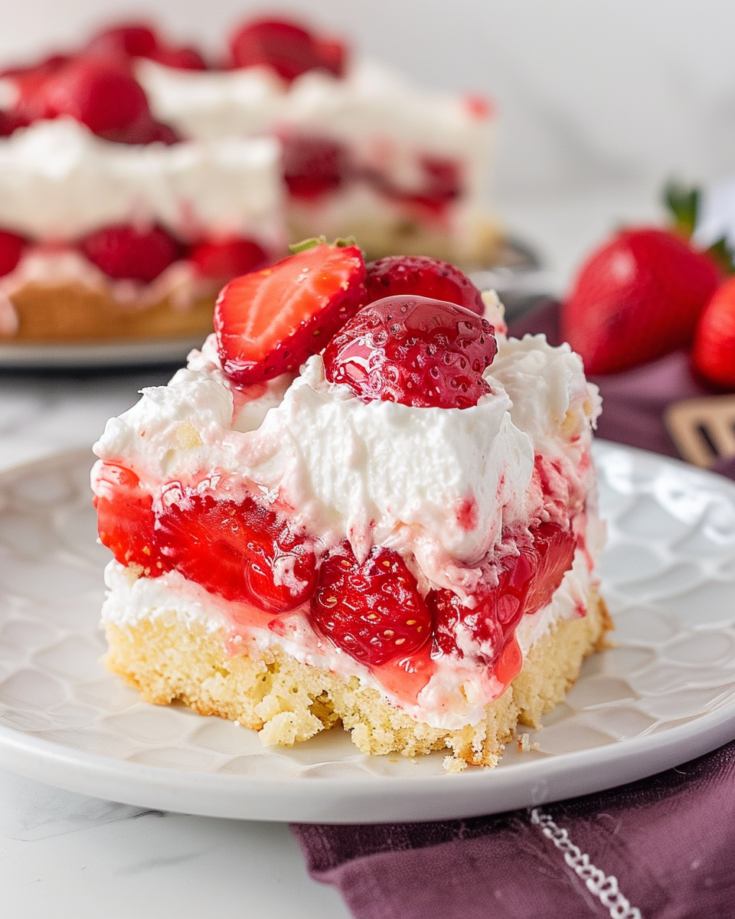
[3,0,734,284]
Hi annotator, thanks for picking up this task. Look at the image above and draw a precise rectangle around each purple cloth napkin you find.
[291,302,735,918]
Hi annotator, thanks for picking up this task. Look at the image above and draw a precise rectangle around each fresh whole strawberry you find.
[365,255,484,315]
[562,227,720,375]
[0,230,28,277]
[323,295,497,409]
[39,57,151,138]
[147,46,207,70]
[190,236,268,281]
[80,223,181,282]
[310,540,431,666]
[112,116,180,146]
[0,110,27,137]
[281,134,347,199]
[229,18,346,82]
[430,522,575,665]
[692,277,735,389]
[0,53,69,82]
[157,493,318,613]
[85,23,207,71]
[85,23,160,58]
[215,241,366,385]
[6,55,70,123]
[93,463,167,578]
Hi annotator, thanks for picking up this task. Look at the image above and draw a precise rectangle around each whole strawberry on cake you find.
[92,242,610,769]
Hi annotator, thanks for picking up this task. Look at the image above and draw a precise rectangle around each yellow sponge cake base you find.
[104,587,611,769]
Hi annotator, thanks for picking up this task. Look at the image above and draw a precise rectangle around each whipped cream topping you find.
[138,57,493,198]
[0,119,284,244]
[94,320,599,596]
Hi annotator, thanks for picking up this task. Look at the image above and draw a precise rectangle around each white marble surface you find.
[0,370,352,918]
[0,770,348,918]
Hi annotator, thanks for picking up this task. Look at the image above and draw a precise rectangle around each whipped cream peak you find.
[94,309,598,597]
[0,118,284,245]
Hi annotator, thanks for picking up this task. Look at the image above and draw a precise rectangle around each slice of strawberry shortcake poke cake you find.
[92,241,610,769]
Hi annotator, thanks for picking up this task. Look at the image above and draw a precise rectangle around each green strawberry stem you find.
[289,235,359,254]
[663,178,734,274]
[663,179,699,237]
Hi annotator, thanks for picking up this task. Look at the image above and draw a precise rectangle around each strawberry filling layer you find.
[0,227,268,285]
[281,132,464,213]
[94,458,584,707]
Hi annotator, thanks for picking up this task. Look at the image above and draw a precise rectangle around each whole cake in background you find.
[0,17,498,344]
[92,245,610,770]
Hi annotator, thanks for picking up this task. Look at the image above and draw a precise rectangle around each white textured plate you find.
[0,444,735,823]
[0,337,204,370]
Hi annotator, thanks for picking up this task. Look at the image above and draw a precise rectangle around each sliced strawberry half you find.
[214,241,366,385]
[157,492,318,613]
[93,463,168,578]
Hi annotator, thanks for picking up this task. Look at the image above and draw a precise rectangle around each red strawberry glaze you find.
[365,255,485,315]
[456,495,479,532]
[430,522,577,667]
[157,491,318,613]
[281,134,347,199]
[323,295,496,409]
[93,463,167,577]
[80,223,181,282]
[229,18,347,83]
[370,643,434,707]
[0,230,28,277]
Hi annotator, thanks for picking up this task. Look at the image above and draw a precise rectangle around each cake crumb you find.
[443,756,468,774]
[517,733,531,753]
